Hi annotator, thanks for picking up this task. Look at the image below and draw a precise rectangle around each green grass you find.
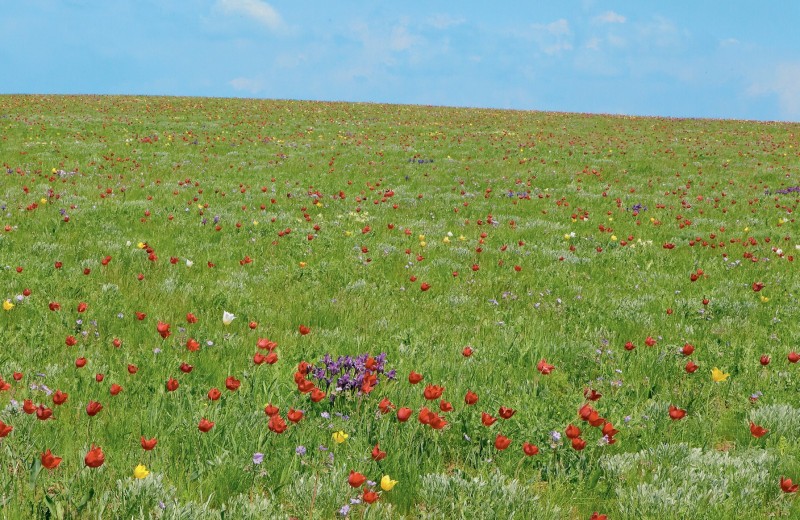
[0,94,799,519]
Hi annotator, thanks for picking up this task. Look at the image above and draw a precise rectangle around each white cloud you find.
[229,77,264,93]
[531,19,573,55]
[748,62,800,120]
[217,0,283,31]
[427,14,465,30]
[390,25,422,51]
[594,11,626,24]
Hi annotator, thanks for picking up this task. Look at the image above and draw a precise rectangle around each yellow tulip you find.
[381,474,398,491]
[133,464,150,479]
[332,431,348,444]
[3,300,14,311]
[711,367,730,383]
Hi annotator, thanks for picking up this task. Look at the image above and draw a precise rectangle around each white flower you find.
[222,311,235,325]
[186,259,194,267]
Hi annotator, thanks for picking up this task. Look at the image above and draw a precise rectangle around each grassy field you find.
[1,94,799,519]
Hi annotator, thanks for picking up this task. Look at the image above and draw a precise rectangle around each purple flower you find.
[252,452,264,464]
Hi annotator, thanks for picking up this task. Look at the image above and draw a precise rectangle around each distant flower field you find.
[0,95,799,519]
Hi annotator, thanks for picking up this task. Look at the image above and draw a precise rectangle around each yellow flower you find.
[419,241,426,248]
[133,464,150,479]
[760,295,769,303]
[611,235,617,241]
[442,237,450,244]
[332,431,348,444]
[458,235,466,241]
[711,367,730,383]
[381,475,398,491]
[40,198,47,204]
[418,235,425,241]
[3,300,14,311]
[299,261,307,268]
[137,242,146,249]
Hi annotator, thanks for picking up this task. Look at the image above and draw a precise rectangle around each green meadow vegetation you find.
[1,94,799,519]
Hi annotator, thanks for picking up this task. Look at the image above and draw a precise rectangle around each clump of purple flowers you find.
[774,186,800,195]
[309,353,396,403]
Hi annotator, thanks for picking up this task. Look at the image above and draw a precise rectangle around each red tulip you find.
[348,470,366,488]
[166,378,179,392]
[565,424,581,439]
[371,443,387,461]
[41,449,62,470]
[418,407,435,425]
[685,360,699,373]
[65,335,77,347]
[109,384,123,396]
[789,351,800,363]
[495,434,511,450]
[135,312,146,321]
[268,414,287,434]
[396,407,412,422]
[429,414,448,430]
[590,513,608,520]
[571,437,587,450]
[681,343,694,356]
[423,384,445,400]
[749,422,768,438]
[420,282,431,291]
[298,325,311,335]
[186,338,200,351]
[35,405,54,421]
[760,355,771,366]
[462,346,473,357]
[86,401,103,416]
[77,302,88,313]
[536,359,554,375]
[578,403,594,421]
[207,388,221,401]
[84,445,105,468]
[624,341,636,351]
[668,405,686,421]
[296,379,314,393]
[378,397,394,414]
[481,412,497,427]
[522,442,539,456]
[127,364,137,374]
[49,302,61,311]
[310,387,326,402]
[186,313,198,324]
[781,476,799,493]
[464,390,479,405]
[498,407,516,419]
[52,390,68,405]
[362,488,379,504]
[225,376,241,391]
[583,388,602,401]
[0,420,12,438]
[408,371,424,384]
[23,399,36,414]
[180,363,193,373]
[287,408,304,423]
[140,436,158,450]
[156,321,171,339]
[95,373,104,382]
[439,400,453,412]
[645,336,657,347]
[752,282,765,292]
[198,418,215,432]
[12,372,22,381]
[602,422,619,438]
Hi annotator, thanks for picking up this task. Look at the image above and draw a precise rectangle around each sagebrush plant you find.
[0,94,799,518]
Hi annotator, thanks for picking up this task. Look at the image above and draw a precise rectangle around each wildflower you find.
[781,477,799,493]
[252,452,264,464]
[133,464,150,479]
[84,445,105,468]
[2,300,14,311]
[381,474,398,491]
[348,471,366,488]
[41,449,62,470]
[332,431,348,444]
[749,422,768,438]
[222,311,235,325]
[295,446,307,456]
[711,367,730,383]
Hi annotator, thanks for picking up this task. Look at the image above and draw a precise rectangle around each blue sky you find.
[3,0,799,121]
